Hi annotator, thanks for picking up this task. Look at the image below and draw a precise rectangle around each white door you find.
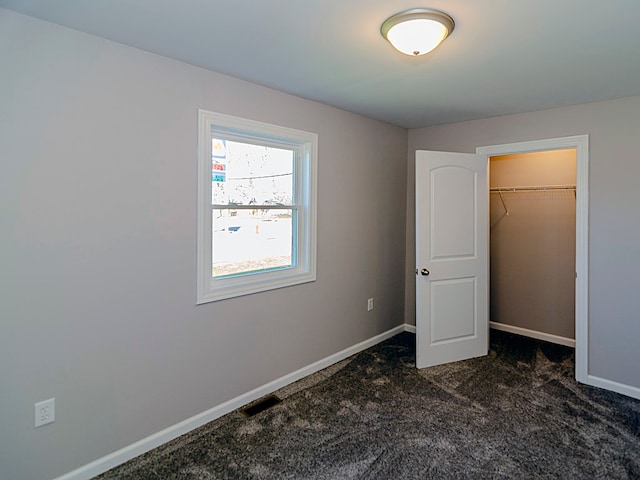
[416,150,488,368]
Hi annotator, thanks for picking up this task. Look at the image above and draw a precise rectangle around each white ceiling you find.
[3,0,640,128]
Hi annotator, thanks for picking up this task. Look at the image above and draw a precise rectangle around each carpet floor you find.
[95,331,640,479]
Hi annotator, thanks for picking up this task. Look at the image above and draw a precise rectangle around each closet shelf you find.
[490,184,576,192]
[490,184,576,216]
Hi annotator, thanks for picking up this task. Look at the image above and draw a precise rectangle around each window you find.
[197,110,317,304]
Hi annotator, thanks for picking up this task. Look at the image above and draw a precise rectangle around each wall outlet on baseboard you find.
[367,298,374,311]
[35,398,55,428]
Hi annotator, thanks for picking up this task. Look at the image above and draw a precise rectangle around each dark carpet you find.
[96,331,640,479]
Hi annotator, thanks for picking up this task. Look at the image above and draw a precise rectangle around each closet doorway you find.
[489,149,576,347]
[477,136,589,385]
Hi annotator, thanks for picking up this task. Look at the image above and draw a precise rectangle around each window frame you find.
[196,109,317,304]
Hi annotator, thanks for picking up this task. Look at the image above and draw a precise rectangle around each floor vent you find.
[240,395,282,417]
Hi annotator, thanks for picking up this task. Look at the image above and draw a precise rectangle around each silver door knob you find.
[421,268,430,276]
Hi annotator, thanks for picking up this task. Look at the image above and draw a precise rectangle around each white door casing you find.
[415,151,489,368]
[476,136,596,391]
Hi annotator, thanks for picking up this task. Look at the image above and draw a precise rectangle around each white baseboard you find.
[582,373,640,401]
[55,324,408,480]
[490,322,640,400]
[55,322,640,479]
[489,321,576,348]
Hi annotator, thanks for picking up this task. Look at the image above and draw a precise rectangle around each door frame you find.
[476,135,589,385]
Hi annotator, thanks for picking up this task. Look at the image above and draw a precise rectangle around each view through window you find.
[212,139,295,277]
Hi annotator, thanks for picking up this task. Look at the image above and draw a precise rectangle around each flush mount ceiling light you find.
[380,8,455,56]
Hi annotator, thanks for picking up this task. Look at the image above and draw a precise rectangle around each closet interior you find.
[489,149,577,346]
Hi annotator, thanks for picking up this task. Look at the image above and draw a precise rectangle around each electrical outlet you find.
[367,298,374,311]
[35,398,55,428]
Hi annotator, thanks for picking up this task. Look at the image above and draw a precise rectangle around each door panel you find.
[431,277,476,343]
[432,167,476,258]
[416,151,488,368]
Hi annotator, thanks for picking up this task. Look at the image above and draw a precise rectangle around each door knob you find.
[421,268,430,276]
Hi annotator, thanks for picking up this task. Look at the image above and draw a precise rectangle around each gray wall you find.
[406,96,640,391]
[0,10,407,480]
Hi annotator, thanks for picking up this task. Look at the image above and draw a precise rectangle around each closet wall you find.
[490,149,576,340]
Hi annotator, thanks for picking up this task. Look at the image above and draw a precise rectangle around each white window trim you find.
[196,110,317,304]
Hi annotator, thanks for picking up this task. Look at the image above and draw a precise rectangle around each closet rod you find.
[489,184,576,192]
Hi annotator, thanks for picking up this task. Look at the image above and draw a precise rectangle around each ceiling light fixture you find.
[380,8,455,57]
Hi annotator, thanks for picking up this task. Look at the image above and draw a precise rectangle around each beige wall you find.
[407,95,640,393]
[490,150,576,339]
[490,150,576,187]
[0,10,407,479]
